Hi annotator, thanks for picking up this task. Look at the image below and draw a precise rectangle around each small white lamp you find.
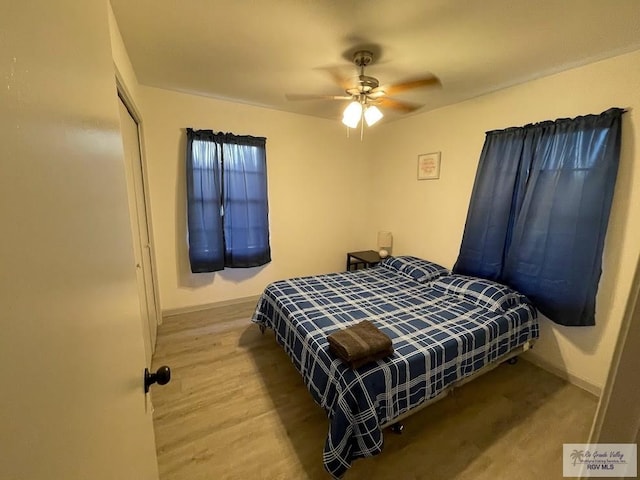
[377,231,393,258]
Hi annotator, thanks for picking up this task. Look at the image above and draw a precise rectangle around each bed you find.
[252,256,539,478]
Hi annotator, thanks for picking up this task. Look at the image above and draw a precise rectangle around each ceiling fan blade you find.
[378,75,441,96]
[378,97,423,113]
[322,65,355,90]
[285,94,352,101]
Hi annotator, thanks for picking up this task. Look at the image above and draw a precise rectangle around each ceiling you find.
[111,0,640,124]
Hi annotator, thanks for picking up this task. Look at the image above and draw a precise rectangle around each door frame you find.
[115,71,162,337]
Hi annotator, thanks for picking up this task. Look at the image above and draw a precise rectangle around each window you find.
[454,108,624,326]
[186,129,271,272]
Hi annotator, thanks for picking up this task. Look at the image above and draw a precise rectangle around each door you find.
[0,1,159,479]
[118,96,159,365]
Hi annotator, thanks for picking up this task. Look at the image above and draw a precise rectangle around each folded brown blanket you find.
[327,320,393,369]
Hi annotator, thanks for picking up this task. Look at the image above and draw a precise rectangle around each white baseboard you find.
[523,351,601,397]
[162,295,261,319]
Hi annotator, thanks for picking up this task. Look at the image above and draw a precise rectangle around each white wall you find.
[138,87,369,313]
[590,249,640,443]
[365,49,640,391]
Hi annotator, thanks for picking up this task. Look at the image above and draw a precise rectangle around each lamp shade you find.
[377,231,393,258]
[377,231,393,248]
[364,105,383,126]
[342,101,362,128]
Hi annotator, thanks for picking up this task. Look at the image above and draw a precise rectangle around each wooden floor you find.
[151,300,598,480]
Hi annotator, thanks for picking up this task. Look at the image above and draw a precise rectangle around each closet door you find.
[118,95,160,365]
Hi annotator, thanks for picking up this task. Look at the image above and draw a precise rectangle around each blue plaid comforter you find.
[252,266,538,478]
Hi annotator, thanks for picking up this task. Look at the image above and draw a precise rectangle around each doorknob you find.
[144,366,171,393]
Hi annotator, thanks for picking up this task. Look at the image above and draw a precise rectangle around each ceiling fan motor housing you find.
[347,76,379,95]
[349,50,379,95]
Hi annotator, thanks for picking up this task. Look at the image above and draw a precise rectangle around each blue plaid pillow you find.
[431,275,526,312]
[380,256,449,283]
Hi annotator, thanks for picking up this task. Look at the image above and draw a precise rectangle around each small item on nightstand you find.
[379,249,389,258]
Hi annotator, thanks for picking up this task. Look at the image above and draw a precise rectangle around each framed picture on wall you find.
[417,152,441,180]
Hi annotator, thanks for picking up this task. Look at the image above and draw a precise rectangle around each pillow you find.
[431,275,525,312]
[380,256,449,283]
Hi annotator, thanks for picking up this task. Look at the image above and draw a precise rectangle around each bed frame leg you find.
[506,356,518,365]
[259,325,266,335]
[390,422,404,434]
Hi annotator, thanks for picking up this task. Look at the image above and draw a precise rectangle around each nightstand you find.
[346,250,382,271]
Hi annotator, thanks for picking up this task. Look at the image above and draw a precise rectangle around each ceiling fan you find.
[286,49,441,129]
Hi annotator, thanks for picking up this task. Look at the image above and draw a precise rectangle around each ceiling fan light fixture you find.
[342,101,362,128]
[364,105,383,126]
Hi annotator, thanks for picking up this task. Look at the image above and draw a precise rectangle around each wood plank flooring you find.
[151,300,598,480]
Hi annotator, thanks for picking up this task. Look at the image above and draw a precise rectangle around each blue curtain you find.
[222,136,271,268]
[186,129,271,273]
[453,127,528,281]
[454,108,623,326]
